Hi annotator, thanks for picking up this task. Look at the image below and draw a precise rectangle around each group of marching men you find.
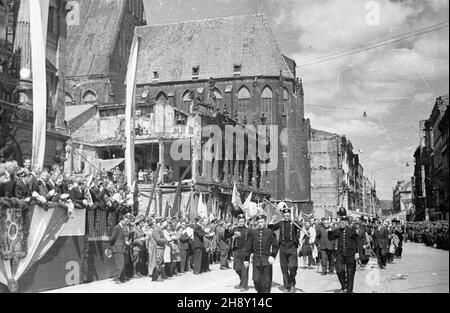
[107,203,407,293]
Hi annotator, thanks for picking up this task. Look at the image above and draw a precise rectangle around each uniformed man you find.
[328,216,360,293]
[245,214,279,294]
[269,208,300,293]
[225,214,252,291]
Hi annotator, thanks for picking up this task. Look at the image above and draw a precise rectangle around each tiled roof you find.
[66,0,126,77]
[134,14,295,84]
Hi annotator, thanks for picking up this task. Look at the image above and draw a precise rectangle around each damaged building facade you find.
[66,12,312,218]
[310,129,378,218]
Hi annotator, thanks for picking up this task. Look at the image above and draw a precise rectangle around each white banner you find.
[29,0,49,169]
[125,34,140,187]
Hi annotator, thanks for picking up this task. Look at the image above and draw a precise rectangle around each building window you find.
[82,90,97,103]
[182,90,192,112]
[234,64,242,76]
[237,86,251,110]
[156,92,168,105]
[212,88,223,107]
[282,88,289,114]
[192,66,200,79]
[261,86,273,122]
[65,92,74,105]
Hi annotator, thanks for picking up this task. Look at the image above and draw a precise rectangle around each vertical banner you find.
[29,0,50,169]
[125,34,140,188]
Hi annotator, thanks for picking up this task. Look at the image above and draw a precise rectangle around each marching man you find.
[269,206,301,293]
[225,214,252,291]
[245,214,279,293]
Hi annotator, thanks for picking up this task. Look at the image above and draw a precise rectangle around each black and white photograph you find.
[0,0,448,296]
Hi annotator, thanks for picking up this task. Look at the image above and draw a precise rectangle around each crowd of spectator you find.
[406,221,449,250]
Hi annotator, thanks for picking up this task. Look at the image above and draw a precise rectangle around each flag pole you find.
[125,33,141,189]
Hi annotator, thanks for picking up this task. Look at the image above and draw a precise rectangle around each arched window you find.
[156,92,168,105]
[261,86,273,122]
[282,88,289,114]
[65,92,74,104]
[212,88,223,107]
[182,90,192,112]
[82,90,97,103]
[237,86,251,110]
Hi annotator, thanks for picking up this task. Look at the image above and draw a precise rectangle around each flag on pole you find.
[197,193,208,219]
[125,34,140,188]
[231,182,243,209]
[29,0,50,169]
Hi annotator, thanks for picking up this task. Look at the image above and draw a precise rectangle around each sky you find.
[143,0,449,200]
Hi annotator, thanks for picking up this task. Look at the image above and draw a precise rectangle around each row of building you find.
[0,0,378,220]
[411,94,449,221]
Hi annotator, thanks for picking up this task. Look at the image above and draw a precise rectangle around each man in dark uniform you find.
[328,216,360,293]
[245,214,279,294]
[268,208,300,293]
[225,214,252,291]
[110,214,131,284]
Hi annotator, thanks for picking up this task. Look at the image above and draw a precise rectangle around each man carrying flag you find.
[269,203,301,293]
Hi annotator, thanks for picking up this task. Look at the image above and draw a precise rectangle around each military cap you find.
[282,208,291,215]
[255,214,267,221]
[237,214,246,220]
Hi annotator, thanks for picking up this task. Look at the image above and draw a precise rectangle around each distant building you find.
[310,129,377,218]
[413,94,449,221]
[378,200,393,217]
[392,180,413,220]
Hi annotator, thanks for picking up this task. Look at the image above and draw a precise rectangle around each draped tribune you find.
[0,198,72,292]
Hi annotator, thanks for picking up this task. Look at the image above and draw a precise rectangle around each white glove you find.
[268,256,275,265]
[355,253,360,261]
[83,199,89,206]
[244,261,249,268]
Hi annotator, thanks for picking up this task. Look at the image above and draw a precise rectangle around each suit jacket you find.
[14,179,31,199]
[316,225,336,250]
[28,175,40,193]
[179,231,191,250]
[3,174,16,198]
[70,186,85,209]
[153,227,168,248]
[110,224,127,254]
[193,224,205,249]
[216,225,229,250]
[372,227,390,250]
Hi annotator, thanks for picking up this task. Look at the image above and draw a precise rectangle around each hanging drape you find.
[30,0,49,168]
[125,34,140,188]
[0,204,70,291]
